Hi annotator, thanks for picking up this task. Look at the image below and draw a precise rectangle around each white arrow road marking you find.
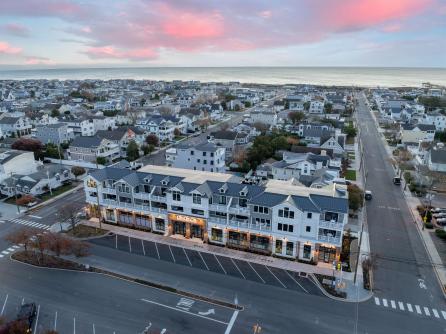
[198,309,215,316]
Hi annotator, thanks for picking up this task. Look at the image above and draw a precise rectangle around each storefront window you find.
[303,244,311,259]
[119,212,133,225]
[211,228,223,242]
[105,209,115,222]
[275,240,283,253]
[135,214,150,228]
[155,218,165,231]
[286,242,294,256]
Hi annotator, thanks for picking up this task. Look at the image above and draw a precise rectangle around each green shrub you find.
[424,222,434,229]
[435,229,446,239]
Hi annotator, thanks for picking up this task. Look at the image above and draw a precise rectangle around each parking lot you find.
[90,234,323,296]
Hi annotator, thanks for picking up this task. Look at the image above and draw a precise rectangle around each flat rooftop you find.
[139,164,240,184]
[265,179,347,198]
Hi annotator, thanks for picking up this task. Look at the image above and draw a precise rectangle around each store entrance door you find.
[191,224,203,239]
[173,221,186,236]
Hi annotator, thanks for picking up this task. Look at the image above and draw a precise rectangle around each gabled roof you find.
[70,135,103,148]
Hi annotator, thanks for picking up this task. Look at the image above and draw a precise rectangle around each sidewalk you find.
[82,219,372,301]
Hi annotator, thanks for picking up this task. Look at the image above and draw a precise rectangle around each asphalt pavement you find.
[356,93,445,309]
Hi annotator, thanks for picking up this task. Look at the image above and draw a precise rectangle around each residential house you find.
[0,115,32,137]
[0,149,39,182]
[166,142,226,173]
[400,124,436,145]
[68,136,120,163]
[427,146,446,172]
[35,123,72,145]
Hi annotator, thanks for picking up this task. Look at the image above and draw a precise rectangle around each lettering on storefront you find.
[168,214,205,225]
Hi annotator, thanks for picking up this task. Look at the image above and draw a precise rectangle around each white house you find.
[0,149,39,182]
[427,146,446,172]
[166,142,226,173]
[309,101,324,114]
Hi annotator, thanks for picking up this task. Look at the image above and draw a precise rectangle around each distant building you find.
[166,142,226,173]
[0,149,39,182]
[68,136,120,163]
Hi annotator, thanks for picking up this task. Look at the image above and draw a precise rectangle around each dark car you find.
[16,303,37,332]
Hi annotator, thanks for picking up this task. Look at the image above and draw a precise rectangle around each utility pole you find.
[10,173,20,214]
[46,170,53,196]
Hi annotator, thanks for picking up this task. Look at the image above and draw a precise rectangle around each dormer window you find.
[144,177,151,183]
[161,177,169,186]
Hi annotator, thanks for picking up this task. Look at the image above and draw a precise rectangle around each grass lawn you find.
[345,170,357,181]
[65,224,108,238]
[39,183,77,202]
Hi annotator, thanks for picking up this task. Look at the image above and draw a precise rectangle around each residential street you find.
[355,93,445,309]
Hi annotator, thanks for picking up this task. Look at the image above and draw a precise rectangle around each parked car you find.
[365,190,373,200]
[432,208,446,214]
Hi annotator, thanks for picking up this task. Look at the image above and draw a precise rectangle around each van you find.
[365,190,372,200]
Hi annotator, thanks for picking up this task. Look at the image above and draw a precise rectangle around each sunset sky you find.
[0,0,445,68]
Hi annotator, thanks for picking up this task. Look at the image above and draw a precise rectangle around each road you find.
[355,92,445,309]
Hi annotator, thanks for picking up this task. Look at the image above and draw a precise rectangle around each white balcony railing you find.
[208,217,227,225]
[151,195,167,202]
[228,206,250,215]
[318,235,341,244]
[209,204,228,212]
[319,220,343,230]
[151,207,167,214]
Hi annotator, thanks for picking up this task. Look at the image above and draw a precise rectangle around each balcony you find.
[318,235,341,244]
[151,195,166,202]
[101,187,116,195]
[133,192,151,200]
[228,206,250,215]
[209,204,228,212]
[228,219,249,229]
[208,216,227,225]
[101,198,117,206]
[319,220,343,230]
[151,207,167,215]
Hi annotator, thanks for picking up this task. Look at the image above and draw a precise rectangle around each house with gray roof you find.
[68,136,120,164]
[427,146,446,172]
[35,123,72,145]
[84,164,349,264]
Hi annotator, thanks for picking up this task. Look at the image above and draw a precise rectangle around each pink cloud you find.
[0,41,22,55]
[0,0,440,62]
[84,46,157,61]
[2,23,30,37]
[25,56,54,65]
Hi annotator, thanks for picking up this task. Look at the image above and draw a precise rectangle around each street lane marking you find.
[1,294,8,315]
[28,215,42,219]
[424,307,430,316]
[115,234,118,249]
[225,309,239,334]
[390,300,396,309]
[407,304,413,312]
[93,323,96,334]
[12,245,20,249]
[33,304,40,334]
[128,237,132,253]
[214,255,226,274]
[398,302,404,311]
[0,255,3,258]
[141,240,146,256]
[198,251,209,271]
[248,262,265,284]
[54,311,58,331]
[265,266,287,288]
[7,247,15,252]
[382,299,388,307]
[415,305,421,314]
[155,242,160,259]
[442,310,446,320]
[1,251,9,255]
[73,316,76,334]
[374,297,380,306]
[183,248,192,266]
[169,245,176,263]
[141,298,228,325]
[231,258,245,279]
[432,309,440,318]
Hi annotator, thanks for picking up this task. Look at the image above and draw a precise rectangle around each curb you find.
[309,273,373,303]
[9,252,242,311]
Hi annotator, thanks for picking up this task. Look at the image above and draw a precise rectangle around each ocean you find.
[0,67,445,87]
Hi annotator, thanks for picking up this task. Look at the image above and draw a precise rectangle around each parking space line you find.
[115,234,118,249]
[21,297,24,305]
[1,294,8,315]
[128,237,132,253]
[33,304,40,334]
[74,317,76,334]
[141,298,228,325]
[169,245,176,263]
[285,271,308,293]
[247,262,265,284]
[155,242,160,259]
[183,248,192,266]
[141,240,146,256]
[230,258,245,279]
[54,311,58,331]
[198,252,209,270]
[214,254,227,274]
[93,323,96,334]
[265,266,286,288]
[224,309,239,334]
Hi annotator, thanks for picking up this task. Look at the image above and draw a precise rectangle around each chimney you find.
[321,150,326,156]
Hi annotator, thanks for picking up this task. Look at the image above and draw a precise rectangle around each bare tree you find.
[70,239,90,258]
[58,203,79,231]
[5,227,39,253]
[46,233,73,257]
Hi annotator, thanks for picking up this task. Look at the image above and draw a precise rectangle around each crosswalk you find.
[0,245,20,258]
[8,218,51,230]
[374,297,446,320]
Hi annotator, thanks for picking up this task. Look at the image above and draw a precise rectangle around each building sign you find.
[168,213,205,225]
